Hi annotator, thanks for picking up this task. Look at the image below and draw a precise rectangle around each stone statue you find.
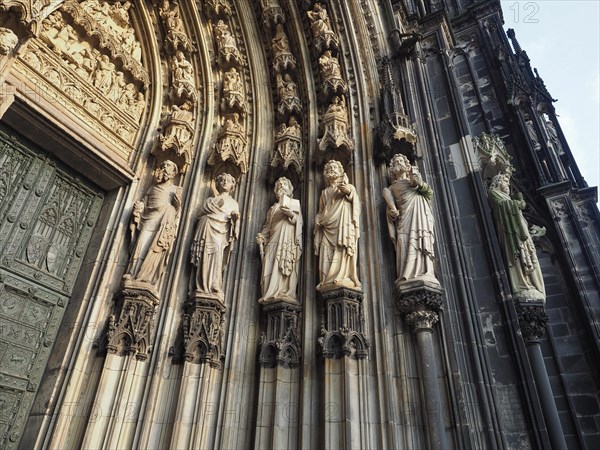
[190,173,240,299]
[276,73,301,115]
[382,154,440,289]
[314,160,361,292]
[0,27,19,56]
[488,172,545,301]
[307,2,338,50]
[256,177,303,303]
[124,160,181,288]
[318,50,346,95]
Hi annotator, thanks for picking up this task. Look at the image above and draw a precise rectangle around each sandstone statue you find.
[190,173,240,299]
[382,153,440,289]
[488,172,545,300]
[314,160,361,292]
[256,177,303,303]
[124,160,181,288]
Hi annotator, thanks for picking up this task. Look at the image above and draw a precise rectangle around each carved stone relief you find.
[15,1,148,150]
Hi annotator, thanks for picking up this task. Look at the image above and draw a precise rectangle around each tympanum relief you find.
[15,1,148,150]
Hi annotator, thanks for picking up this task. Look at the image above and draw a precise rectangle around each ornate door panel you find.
[0,126,103,449]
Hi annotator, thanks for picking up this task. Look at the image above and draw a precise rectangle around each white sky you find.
[500,0,600,192]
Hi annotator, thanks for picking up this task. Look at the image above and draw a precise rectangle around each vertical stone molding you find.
[106,287,159,361]
[258,301,302,368]
[182,293,227,368]
[318,287,369,359]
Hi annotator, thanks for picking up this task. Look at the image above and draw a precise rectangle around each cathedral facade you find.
[0,1,598,449]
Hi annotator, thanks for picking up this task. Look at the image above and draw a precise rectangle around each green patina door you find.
[0,125,104,448]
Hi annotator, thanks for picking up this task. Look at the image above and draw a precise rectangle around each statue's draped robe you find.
[190,195,239,297]
[128,183,180,285]
[315,184,361,290]
[259,198,302,302]
[385,179,438,285]
[489,188,545,299]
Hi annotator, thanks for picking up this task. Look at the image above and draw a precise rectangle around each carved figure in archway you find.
[314,160,361,292]
[382,154,440,288]
[190,174,240,300]
[257,177,303,303]
[488,172,545,300]
[124,160,181,288]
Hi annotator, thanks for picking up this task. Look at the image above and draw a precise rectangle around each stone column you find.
[396,281,447,450]
[516,302,567,450]
[169,292,227,449]
[318,287,369,449]
[82,287,158,449]
[255,301,301,450]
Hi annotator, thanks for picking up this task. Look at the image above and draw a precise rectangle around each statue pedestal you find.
[182,291,227,368]
[106,284,159,361]
[318,287,369,360]
[395,282,447,450]
[258,300,302,369]
[515,301,567,450]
